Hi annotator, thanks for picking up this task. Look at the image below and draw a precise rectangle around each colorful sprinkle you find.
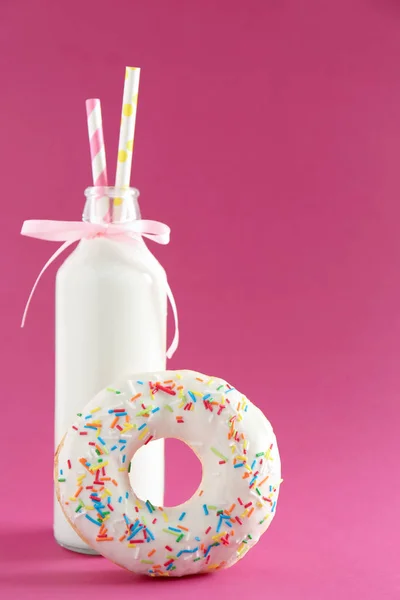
[210,447,229,462]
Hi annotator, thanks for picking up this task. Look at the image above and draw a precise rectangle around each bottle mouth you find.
[83,186,141,224]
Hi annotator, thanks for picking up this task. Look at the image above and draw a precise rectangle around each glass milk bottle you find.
[54,187,165,553]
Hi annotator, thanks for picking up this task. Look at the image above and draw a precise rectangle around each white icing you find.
[55,370,281,577]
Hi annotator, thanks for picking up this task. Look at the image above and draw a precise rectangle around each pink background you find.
[1,0,399,598]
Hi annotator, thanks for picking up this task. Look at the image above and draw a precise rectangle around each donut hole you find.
[164,438,203,507]
[129,438,202,508]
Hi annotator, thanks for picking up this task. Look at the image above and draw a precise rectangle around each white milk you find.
[54,188,165,553]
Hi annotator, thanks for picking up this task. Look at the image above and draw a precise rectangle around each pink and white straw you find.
[85,99,108,186]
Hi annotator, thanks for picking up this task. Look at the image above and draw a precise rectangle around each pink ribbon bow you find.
[21,218,179,359]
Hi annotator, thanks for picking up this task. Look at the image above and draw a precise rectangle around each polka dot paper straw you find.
[85,98,110,222]
[114,66,141,220]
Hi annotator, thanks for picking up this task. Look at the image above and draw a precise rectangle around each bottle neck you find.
[83,186,141,224]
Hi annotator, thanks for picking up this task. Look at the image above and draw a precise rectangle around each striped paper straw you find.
[86,99,108,186]
[114,66,141,220]
[86,98,110,222]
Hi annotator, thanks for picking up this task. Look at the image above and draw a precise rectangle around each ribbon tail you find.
[21,240,76,327]
[127,240,179,360]
[165,277,179,359]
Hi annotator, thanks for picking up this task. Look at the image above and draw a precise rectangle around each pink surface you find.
[0,0,398,598]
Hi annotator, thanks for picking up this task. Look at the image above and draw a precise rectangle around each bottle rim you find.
[84,186,140,199]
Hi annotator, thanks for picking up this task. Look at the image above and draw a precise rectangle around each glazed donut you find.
[55,370,281,577]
